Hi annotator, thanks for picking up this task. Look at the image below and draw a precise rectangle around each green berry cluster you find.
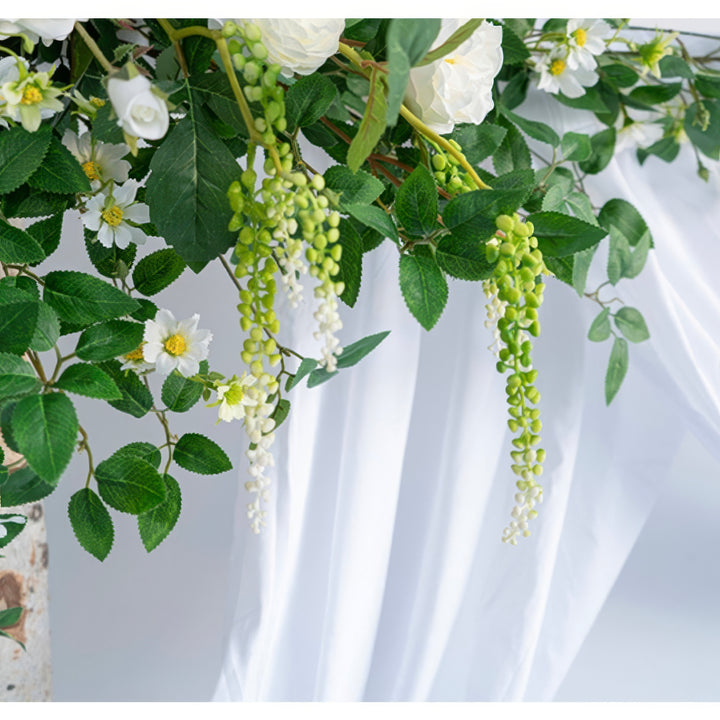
[430,140,475,196]
[484,213,548,545]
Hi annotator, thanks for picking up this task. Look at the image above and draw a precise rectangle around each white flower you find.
[143,309,212,377]
[614,108,665,152]
[62,130,131,189]
[536,47,598,99]
[81,179,150,249]
[0,18,77,46]
[313,287,343,372]
[404,19,503,135]
[566,19,611,71]
[107,73,169,140]
[213,373,259,423]
[0,60,63,132]
[239,19,344,76]
[119,343,154,374]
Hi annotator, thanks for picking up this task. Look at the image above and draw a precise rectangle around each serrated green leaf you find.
[132,248,186,296]
[0,124,52,194]
[55,363,122,400]
[286,357,318,391]
[436,233,494,281]
[0,285,38,355]
[11,393,78,485]
[395,165,438,237]
[347,66,388,172]
[138,474,182,552]
[43,271,140,325]
[130,298,158,322]
[614,306,650,343]
[399,246,448,330]
[325,165,384,208]
[605,336,629,405]
[449,124,507,164]
[92,101,125,144]
[25,213,63,262]
[173,433,232,475]
[493,120,531,175]
[336,218,363,307]
[528,211,607,257]
[2,185,72,219]
[27,136,91,194]
[345,203,399,243]
[579,127,616,174]
[113,442,163,470]
[75,319,145,362]
[565,192,599,226]
[561,132,592,162]
[0,514,27,548]
[161,360,207,413]
[500,23,531,65]
[68,488,114,561]
[29,302,61,353]
[95,452,166,515]
[502,107,560,147]
[98,359,154,418]
[0,353,40,401]
[0,466,55,506]
[0,219,46,263]
[286,73,337,130]
[85,233,138,279]
[588,307,611,342]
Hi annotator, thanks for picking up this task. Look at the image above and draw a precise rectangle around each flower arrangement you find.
[0,18,718,627]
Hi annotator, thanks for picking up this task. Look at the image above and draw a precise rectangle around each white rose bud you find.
[404,19,503,135]
[0,18,79,46]
[107,73,169,141]
[239,18,344,76]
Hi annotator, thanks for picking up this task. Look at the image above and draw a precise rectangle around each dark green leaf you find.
[68,488,114,561]
[493,121,531,175]
[336,330,391,369]
[607,226,631,285]
[399,246,448,330]
[347,67,388,172]
[26,213,64,261]
[436,233,494,281]
[336,218,363,307]
[95,453,166,515]
[0,285,38,355]
[528,211,607,257]
[345,204,399,243]
[85,234,137,279]
[659,55,693,79]
[684,100,720,161]
[578,127,616,174]
[173,433,232,475]
[0,606,23,628]
[602,63,640,88]
[0,353,40,401]
[637,136,680,164]
[449,124,507,164]
[395,165,438,236]
[98,359,154,418]
[598,198,652,248]
[325,166,384,208]
[130,298,158,322]
[628,82,682,106]
[2,186,71,219]
[27,136,91,194]
[286,73,338,130]
[138,474,182,552]
[502,108,560,147]
[270,399,291,431]
[614,306,650,343]
[11,393,78,485]
[286,357,318,391]
[695,74,720,100]
[113,442,163,470]
[75,319,145,362]
[161,360,208,413]
[555,86,609,112]
[0,514,27,548]
[55,363,122,400]
[0,219,46,264]
[29,302,60,353]
[588,307,611,341]
[500,24,530,65]
[92,101,125,144]
[572,245,598,296]
[132,248,186,296]
[499,70,530,111]
[0,466,55,506]
[0,124,52,194]
[0,402,20,453]
[605,336,629,405]
[561,132,592,162]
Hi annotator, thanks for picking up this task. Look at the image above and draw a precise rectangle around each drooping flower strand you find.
[484,214,547,545]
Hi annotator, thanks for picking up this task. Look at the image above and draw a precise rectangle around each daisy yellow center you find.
[549,59,566,76]
[102,205,124,227]
[21,86,42,105]
[90,96,105,107]
[164,334,187,356]
[82,160,101,181]
[124,345,145,362]
[573,28,587,47]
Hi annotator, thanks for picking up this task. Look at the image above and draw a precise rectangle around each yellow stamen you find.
[164,334,187,356]
[444,57,456,65]
[124,345,145,362]
[90,96,105,107]
[573,28,587,47]
[21,86,42,105]
[101,205,124,227]
[82,160,101,181]
[549,59,566,76]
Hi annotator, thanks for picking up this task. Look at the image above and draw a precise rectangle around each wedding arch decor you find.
[0,18,719,649]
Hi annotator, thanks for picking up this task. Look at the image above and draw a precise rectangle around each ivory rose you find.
[106,73,169,141]
[0,18,77,45]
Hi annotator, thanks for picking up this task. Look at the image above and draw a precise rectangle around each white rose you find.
[0,19,78,46]
[404,19,503,135]
[106,74,169,141]
[239,18,344,76]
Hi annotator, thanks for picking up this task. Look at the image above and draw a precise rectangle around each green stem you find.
[78,426,94,488]
[74,22,115,74]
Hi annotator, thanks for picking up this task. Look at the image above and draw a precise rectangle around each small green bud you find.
[244,22,262,42]
[251,42,268,60]
[496,215,514,234]
[432,154,446,171]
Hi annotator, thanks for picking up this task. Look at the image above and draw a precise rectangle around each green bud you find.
[244,61,261,85]
[432,154,446,171]
[244,22,262,42]
[222,20,238,37]
[251,42,268,60]
[529,320,541,337]
[496,215,514,234]
[537,449,546,463]
[485,244,499,263]
[232,53,246,71]
[500,242,515,257]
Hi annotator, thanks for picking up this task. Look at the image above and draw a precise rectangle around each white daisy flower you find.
[81,179,150,249]
[566,19,611,71]
[62,130,131,189]
[536,47,598,99]
[212,373,261,423]
[119,342,155,373]
[142,309,213,377]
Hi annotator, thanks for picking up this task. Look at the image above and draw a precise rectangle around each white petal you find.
[123,202,150,224]
[155,352,178,375]
[113,224,132,249]
[97,224,115,248]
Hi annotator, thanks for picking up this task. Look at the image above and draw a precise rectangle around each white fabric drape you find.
[213,85,720,701]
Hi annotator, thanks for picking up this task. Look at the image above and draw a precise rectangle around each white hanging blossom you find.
[502,484,543,546]
[313,287,343,372]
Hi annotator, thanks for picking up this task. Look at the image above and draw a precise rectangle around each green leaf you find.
[270,398,291,431]
[578,127,616,174]
[0,353,40,401]
[386,19,441,124]
[561,132,592,162]
[43,271,140,325]
[399,246,448,330]
[602,63,640,88]
[146,94,239,264]
[0,219,46,263]
[555,86,609,112]
[55,363,122,400]
[75,319,145,362]
[347,67,388,172]
[0,514,27,548]
[286,357,318,391]
[325,166,384,208]
[588,307,611,342]
[68,488,114,561]
[572,245,598,296]
[2,186,71,219]
[501,108,560,147]
[607,226,631,285]
[598,198,652,248]
[499,70,530,111]
[0,284,38,355]
[0,124,52,194]
[138,474,182,552]
[565,192,599,226]
[95,452,166,515]
[449,124,507,165]
[528,211,607,257]
[695,74,720,100]
[336,218,363,307]
[659,55,693,79]
[98,359,154,418]
[418,19,481,65]
[628,82,682,105]
[637,136,680,165]
[605,336,629,405]
[161,360,207,413]
[85,234,137,279]
[29,302,61,353]
[286,73,337,130]
[27,136,91,194]
[493,121,531,175]
[0,401,20,454]
[436,233,494,281]
[500,23,531,65]
[395,165,438,237]
[11,393,78,485]
[0,466,55,506]
[173,433,232,475]
[614,307,650,343]
[684,100,720,160]
[92,101,125,144]
[132,248,186,296]
[0,606,23,629]
[130,298,158,322]
[26,213,64,261]
[113,442,162,470]
[345,204,399,243]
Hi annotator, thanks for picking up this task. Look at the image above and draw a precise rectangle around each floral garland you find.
[0,19,718,629]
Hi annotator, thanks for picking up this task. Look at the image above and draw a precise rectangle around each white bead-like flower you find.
[81,179,150,249]
[62,130,131,189]
[536,47,598,99]
[0,18,77,46]
[143,309,213,377]
[213,373,259,423]
[239,19,344,76]
[313,287,343,372]
[566,19,611,71]
[404,19,503,135]
[107,72,169,140]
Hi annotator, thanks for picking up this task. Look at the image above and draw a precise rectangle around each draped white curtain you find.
[213,67,720,701]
